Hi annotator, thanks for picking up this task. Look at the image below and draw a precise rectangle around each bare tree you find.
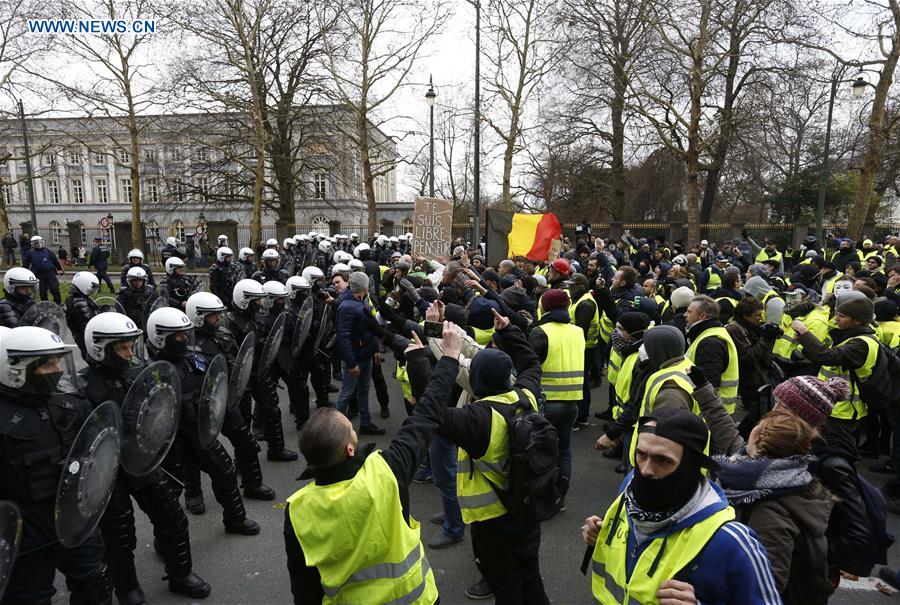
[322,0,449,233]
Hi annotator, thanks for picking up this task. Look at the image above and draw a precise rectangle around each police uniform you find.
[209,261,240,309]
[252,268,289,285]
[116,284,156,331]
[118,263,156,289]
[0,291,34,328]
[160,274,198,311]
[290,290,332,428]
[65,290,101,359]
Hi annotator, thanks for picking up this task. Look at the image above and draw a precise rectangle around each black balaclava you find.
[160,333,188,361]
[103,339,133,370]
[629,449,703,513]
[24,360,63,395]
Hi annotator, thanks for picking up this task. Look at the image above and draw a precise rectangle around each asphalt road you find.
[49,370,900,604]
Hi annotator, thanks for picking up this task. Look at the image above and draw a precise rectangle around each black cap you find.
[637,407,718,470]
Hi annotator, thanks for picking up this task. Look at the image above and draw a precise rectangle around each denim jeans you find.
[429,435,464,539]
[543,401,577,496]
[337,359,373,426]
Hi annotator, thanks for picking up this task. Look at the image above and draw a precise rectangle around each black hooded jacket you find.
[685,317,729,389]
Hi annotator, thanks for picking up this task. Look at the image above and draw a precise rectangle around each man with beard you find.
[583,407,780,605]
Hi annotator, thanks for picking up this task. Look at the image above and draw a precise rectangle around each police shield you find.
[20,301,67,339]
[0,501,22,601]
[141,292,167,331]
[292,297,314,357]
[94,296,126,315]
[313,304,331,352]
[55,400,121,548]
[119,361,181,476]
[258,311,286,375]
[198,354,229,448]
[227,333,255,410]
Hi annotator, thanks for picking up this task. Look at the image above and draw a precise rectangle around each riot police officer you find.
[314,239,332,274]
[0,267,38,328]
[0,326,113,605]
[160,257,196,311]
[262,280,307,429]
[185,292,276,510]
[81,313,211,603]
[253,249,289,285]
[148,307,261,536]
[117,267,155,330]
[65,271,101,359]
[280,238,296,273]
[228,280,297,461]
[119,249,155,289]
[209,247,240,309]
[237,247,256,280]
[161,237,186,263]
[285,275,330,429]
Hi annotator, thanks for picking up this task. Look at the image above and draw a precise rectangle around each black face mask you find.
[629,449,702,513]
[163,335,188,359]
[103,342,133,370]
[24,366,63,395]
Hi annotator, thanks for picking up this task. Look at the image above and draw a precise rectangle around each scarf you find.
[611,330,642,357]
[712,455,812,506]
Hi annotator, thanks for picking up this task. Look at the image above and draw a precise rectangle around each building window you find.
[196,176,209,199]
[145,220,159,243]
[142,147,156,163]
[43,152,56,167]
[118,148,130,164]
[122,178,132,202]
[196,147,208,162]
[311,215,329,232]
[92,151,105,165]
[71,178,84,204]
[147,179,158,204]
[49,221,62,245]
[1,184,10,206]
[47,179,60,204]
[170,147,182,162]
[95,178,108,204]
[402,218,412,233]
[314,172,327,199]
[174,183,184,203]
[68,149,80,166]
[173,220,185,243]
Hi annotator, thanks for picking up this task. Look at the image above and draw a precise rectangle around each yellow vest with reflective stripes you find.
[875,320,900,347]
[685,326,739,413]
[756,248,782,264]
[630,358,698,463]
[457,389,538,524]
[608,348,623,388]
[539,322,585,401]
[612,351,640,420]
[471,326,495,346]
[396,361,412,401]
[569,292,600,348]
[820,272,842,296]
[864,249,880,261]
[773,306,830,363]
[705,266,722,291]
[591,492,735,605]
[818,334,879,420]
[287,453,438,605]
[535,266,548,277]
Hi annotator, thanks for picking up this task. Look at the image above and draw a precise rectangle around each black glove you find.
[741,229,748,239]
[687,364,708,389]
[760,322,783,340]
[398,278,420,302]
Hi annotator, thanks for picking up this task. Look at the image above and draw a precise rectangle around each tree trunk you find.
[685,0,709,246]
[271,137,295,226]
[358,106,377,235]
[501,131,515,211]
[125,93,144,252]
[0,173,10,236]
[611,56,627,220]
[848,6,899,239]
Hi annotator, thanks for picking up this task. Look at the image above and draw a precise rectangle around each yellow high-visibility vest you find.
[818,334,879,420]
[539,322,585,401]
[685,326,739,413]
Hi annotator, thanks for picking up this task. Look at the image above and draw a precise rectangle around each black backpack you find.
[487,388,561,523]
[849,336,900,411]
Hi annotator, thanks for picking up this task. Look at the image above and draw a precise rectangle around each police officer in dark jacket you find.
[80,313,211,602]
[119,249,155,289]
[161,237,186,263]
[0,267,38,328]
[117,267,156,331]
[148,307,260,536]
[22,235,63,303]
[262,280,306,436]
[291,270,332,429]
[88,237,115,293]
[253,249,289,285]
[160,257,197,311]
[65,272,102,359]
[0,326,113,605]
[209,247,240,310]
[184,292,276,513]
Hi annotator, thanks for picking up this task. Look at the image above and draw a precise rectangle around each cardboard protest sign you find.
[411,196,453,259]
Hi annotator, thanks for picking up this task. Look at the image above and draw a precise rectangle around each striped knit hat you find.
[772,376,849,427]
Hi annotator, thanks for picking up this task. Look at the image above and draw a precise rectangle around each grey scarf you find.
[713,455,812,505]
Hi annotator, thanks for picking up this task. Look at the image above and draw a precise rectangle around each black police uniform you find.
[208,261,239,310]
[119,263,156,289]
[160,274,197,311]
[265,300,306,431]
[0,388,112,605]
[0,291,35,328]
[65,290,100,358]
[288,290,331,429]
[116,284,156,331]
[251,267,289,285]
[161,244,185,263]
[237,259,256,281]
[88,244,115,293]
[81,364,209,600]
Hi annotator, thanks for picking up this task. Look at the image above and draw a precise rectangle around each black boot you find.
[70,564,113,605]
[239,459,276,500]
[185,494,206,515]
[224,517,261,535]
[266,415,298,461]
[119,587,146,605]
[168,573,211,599]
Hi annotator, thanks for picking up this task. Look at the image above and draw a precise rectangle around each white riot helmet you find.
[301,266,324,284]
[283,237,295,250]
[232,279,268,311]
[72,271,100,296]
[398,234,408,242]
[350,233,359,240]
[262,280,289,301]
[318,240,332,254]
[84,312,145,368]
[261,249,281,266]
[331,263,350,276]
[376,235,389,247]
[389,236,399,244]
[308,231,318,239]
[166,236,178,247]
[333,250,352,264]
[127,249,144,262]
[348,259,364,271]
[216,246,234,263]
[30,235,43,244]
[4,267,38,292]
[126,266,148,286]
[218,234,228,245]
[353,243,370,258]
[239,247,255,261]
[146,307,193,351]
[0,326,76,393]
[185,292,227,328]
[266,238,278,248]
[285,276,310,299]
[165,257,186,275]
[297,234,310,243]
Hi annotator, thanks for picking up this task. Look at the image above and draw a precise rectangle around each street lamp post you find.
[815,68,870,242]
[17,100,38,236]
[473,0,481,248]
[426,76,437,198]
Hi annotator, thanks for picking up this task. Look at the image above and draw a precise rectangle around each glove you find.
[760,323,783,340]
[687,365,708,389]
[398,278,420,303]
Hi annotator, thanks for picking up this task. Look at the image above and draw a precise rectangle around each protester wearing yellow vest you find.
[530,289,585,503]
[774,286,830,375]
[284,325,457,604]
[583,407,780,605]
[875,299,900,346]
[754,238,783,267]
[567,274,600,427]
[405,308,552,604]
[794,293,879,445]
[684,296,739,414]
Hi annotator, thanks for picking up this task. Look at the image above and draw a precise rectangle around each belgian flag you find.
[485,209,562,267]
